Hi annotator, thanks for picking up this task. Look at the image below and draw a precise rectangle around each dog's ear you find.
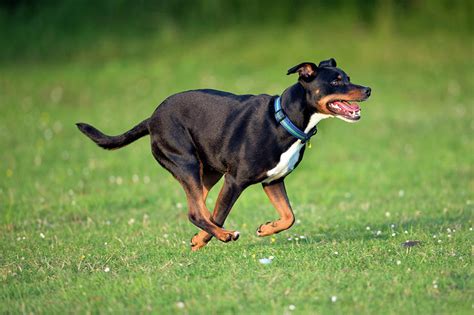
[318,58,337,68]
[287,62,318,81]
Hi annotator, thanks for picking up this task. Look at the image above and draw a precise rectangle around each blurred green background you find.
[0,0,472,62]
[1,1,473,314]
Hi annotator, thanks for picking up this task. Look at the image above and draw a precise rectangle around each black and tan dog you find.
[77,58,371,251]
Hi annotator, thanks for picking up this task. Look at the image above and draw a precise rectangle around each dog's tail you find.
[76,118,150,150]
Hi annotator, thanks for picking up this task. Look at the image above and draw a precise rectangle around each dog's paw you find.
[257,218,294,237]
[256,222,277,237]
[190,233,209,251]
[190,230,215,251]
[217,230,240,243]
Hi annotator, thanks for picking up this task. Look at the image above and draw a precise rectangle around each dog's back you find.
[148,89,275,175]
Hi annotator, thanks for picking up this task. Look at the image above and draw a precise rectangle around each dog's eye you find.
[330,80,341,86]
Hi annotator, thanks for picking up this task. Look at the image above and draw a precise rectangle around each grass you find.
[1,21,473,314]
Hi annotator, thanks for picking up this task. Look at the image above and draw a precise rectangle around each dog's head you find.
[287,58,371,122]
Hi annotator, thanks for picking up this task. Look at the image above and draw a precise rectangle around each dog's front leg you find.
[257,180,295,237]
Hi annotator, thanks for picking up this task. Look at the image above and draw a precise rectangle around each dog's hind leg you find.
[151,138,238,244]
[189,168,222,250]
[256,180,295,237]
[191,175,244,251]
[201,168,223,201]
[181,172,241,243]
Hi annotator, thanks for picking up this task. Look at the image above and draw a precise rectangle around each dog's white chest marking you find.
[263,113,331,183]
[263,141,304,183]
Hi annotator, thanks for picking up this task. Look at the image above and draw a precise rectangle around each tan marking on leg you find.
[183,179,237,244]
[191,170,223,251]
[191,176,242,251]
[202,186,210,201]
[191,230,212,251]
[201,169,222,201]
[257,181,295,237]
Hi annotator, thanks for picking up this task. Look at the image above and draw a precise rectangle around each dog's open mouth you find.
[327,100,361,121]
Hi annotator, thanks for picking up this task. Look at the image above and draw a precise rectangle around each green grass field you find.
[1,19,473,314]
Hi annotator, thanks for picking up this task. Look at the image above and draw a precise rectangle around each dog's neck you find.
[280,83,331,134]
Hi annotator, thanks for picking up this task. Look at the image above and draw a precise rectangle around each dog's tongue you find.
[334,101,360,111]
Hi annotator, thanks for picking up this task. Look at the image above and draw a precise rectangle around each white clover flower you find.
[288,304,296,311]
[104,267,110,272]
[132,174,140,183]
[331,296,337,303]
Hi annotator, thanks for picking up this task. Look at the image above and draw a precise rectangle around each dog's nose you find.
[365,87,371,97]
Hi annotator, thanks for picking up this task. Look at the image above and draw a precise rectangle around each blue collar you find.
[274,96,317,143]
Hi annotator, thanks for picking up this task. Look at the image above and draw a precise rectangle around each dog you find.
[77,58,371,251]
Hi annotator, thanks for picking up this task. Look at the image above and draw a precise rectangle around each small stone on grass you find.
[401,240,421,247]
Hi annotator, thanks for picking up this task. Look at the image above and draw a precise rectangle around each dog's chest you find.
[263,141,305,183]
[262,113,330,184]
